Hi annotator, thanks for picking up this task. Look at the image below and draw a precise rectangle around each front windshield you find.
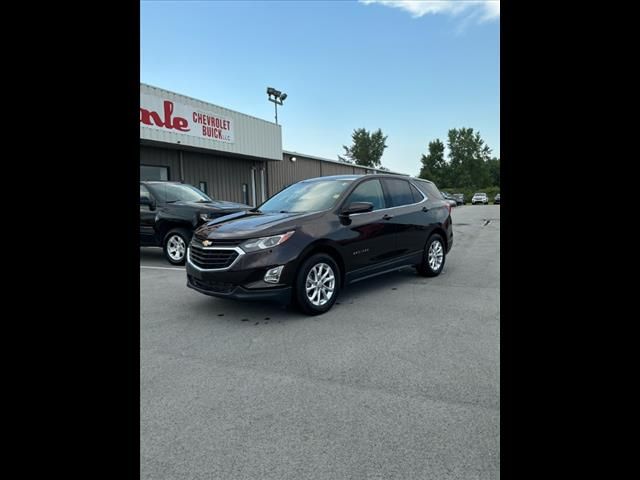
[258,179,354,213]
[147,183,212,203]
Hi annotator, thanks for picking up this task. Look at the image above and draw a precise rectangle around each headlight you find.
[241,231,295,252]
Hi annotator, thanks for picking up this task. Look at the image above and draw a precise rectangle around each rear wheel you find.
[294,253,341,315]
[417,234,446,277]
[163,228,191,265]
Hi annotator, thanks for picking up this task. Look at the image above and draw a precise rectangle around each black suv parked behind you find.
[186,174,453,315]
[453,193,465,205]
[140,181,250,265]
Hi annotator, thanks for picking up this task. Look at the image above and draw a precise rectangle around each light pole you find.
[266,87,287,125]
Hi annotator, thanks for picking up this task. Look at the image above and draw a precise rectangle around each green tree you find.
[447,127,492,188]
[342,128,388,168]
[418,139,446,186]
[487,157,500,187]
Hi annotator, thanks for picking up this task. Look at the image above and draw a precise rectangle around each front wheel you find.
[163,228,191,265]
[417,234,446,277]
[294,254,341,315]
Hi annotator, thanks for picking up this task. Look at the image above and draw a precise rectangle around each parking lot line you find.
[140,265,184,271]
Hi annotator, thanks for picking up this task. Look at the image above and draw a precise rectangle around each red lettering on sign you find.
[140,109,164,127]
[140,100,190,132]
[174,116,188,131]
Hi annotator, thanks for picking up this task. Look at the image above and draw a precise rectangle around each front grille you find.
[204,239,242,246]
[192,237,242,247]
[189,276,235,293]
[189,245,239,270]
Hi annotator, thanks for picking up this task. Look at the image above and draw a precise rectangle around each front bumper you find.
[185,241,303,304]
[187,274,292,303]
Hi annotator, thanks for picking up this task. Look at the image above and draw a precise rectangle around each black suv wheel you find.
[163,228,190,265]
[294,253,341,315]
[417,234,446,277]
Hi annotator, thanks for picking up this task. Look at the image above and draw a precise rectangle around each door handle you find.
[422,206,429,212]
[382,214,393,220]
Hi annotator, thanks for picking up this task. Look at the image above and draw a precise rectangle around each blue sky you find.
[141,0,499,175]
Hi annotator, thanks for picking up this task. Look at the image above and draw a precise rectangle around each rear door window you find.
[410,183,425,203]
[383,178,415,207]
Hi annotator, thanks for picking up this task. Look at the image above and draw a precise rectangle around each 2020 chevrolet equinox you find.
[186,174,453,315]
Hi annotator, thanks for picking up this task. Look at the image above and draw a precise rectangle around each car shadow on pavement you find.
[140,247,172,265]
[187,294,307,326]
[183,266,425,326]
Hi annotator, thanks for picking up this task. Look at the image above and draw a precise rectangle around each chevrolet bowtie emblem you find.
[202,240,212,247]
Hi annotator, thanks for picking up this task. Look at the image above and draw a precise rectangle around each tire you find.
[417,234,446,277]
[163,227,191,265]
[294,253,341,315]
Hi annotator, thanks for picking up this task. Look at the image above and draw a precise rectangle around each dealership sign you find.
[140,93,234,143]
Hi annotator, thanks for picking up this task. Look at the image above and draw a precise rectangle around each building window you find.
[199,181,208,195]
[141,165,169,181]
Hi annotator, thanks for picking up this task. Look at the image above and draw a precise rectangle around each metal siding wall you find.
[266,154,384,197]
[181,150,255,204]
[141,147,401,207]
[140,144,267,205]
[140,145,180,180]
[267,156,322,196]
[320,162,358,176]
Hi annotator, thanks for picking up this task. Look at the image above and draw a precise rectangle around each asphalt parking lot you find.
[140,205,500,480]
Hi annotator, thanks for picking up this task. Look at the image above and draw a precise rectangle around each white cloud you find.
[360,1,500,24]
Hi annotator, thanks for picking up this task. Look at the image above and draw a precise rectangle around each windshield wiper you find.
[165,200,178,203]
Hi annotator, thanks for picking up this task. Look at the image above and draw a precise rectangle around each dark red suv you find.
[186,174,453,315]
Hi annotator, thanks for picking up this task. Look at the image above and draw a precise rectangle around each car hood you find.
[196,210,322,240]
[175,200,250,211]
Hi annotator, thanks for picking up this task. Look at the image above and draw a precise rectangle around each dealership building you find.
[140,83,404,206]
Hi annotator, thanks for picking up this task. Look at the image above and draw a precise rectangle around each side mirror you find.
[140,196,155,210]
[341,201,374,216]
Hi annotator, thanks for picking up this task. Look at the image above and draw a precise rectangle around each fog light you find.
[264,265,284,284]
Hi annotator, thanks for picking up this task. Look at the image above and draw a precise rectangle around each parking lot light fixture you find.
[266,86,287,125]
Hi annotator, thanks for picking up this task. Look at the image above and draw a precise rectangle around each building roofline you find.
[282,150,407,176]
